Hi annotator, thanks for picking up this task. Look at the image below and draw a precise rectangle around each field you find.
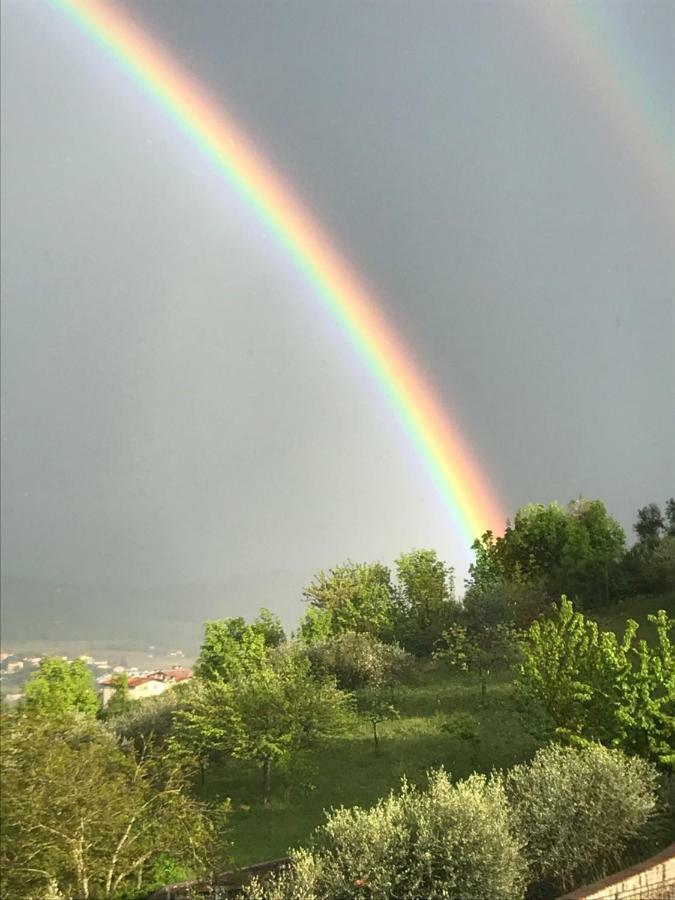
[202,667,539,866]
[200,593,675,867]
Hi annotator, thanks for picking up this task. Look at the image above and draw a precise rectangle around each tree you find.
[194,617,268,682]
[394,549,458,655]
[634,502,665,546]
[302,561,396,640]
[0,714,228,900]
[100,673,138,720]
[253,608,286,648]
[518,598,675,766]
[243,769,525,900]
[463,579,549,631]
[467,500,625,607]
[173,655,353,802]
[21,657,99,717]
[359,687,399,749]
[507,743,658,893]
[304,631,413,689]
[666,497,675,537]
[434,622,518,706]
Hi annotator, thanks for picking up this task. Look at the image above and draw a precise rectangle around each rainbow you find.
[47,0,506,548]
[532,2,675,229]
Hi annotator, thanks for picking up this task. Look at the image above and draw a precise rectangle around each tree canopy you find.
[21,657,99,718]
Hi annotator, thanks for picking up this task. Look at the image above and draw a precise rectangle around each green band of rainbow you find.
[49,0,505,547]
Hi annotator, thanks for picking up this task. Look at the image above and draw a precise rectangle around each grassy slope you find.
[202,669,538,866]
[201,592,674,867]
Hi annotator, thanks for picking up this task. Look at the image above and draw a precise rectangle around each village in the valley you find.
[0,648,193,707]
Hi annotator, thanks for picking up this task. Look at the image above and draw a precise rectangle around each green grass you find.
[200,667,539,866]
[198,592,674,867]
[592,591,675,642]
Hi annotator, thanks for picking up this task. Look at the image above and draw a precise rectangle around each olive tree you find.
[244,769,525,900]
[507,743,658,893]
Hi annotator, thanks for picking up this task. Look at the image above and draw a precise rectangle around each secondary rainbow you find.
[531,1,675,230]
[48,0,505,546]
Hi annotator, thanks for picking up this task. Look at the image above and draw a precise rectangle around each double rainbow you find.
[49,0,508,547]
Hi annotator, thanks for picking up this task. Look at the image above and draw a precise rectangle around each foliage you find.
[21,657,99,718]
[243,769,525,900]
[302,561,396,641]
[393,549,459,655]
[0,714,229,900]
[634,502,666,546]
[304,631,413,689]
[434,622,519,705]
[518,597,675,766]
[100,673,138,721]
[107,687,181,750]
[506,743,658,893]
[463,578,549,631]
[358,687,399,749]
[468,499,626,607]
[439,711,480,743]
[172,654,353,802]
[253,608,286,648]
[624,499,675,595]
[194,617,268,682]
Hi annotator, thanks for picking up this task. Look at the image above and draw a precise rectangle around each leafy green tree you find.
[463,579,549,631]
[468,500,625,607]
[253,608,286,648]
[244,769,525,900]
[173,655,353,802]
[634,502,666,546]
[21,657,99,717]
[359,687,399,749]
[107,688,180,750]
[0,714,228,900]
[297,605,334,646]
[625,498,675,594]
[394,549,458,655]
[518,598,675,766]
[666,497,675,536]
[434,622,518,706]
[304,631,413,689]
[100,673,138,720]
[194,617,268,682]
[302,561,396,640]
[507,743,658,894]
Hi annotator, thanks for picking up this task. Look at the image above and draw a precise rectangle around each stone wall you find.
[559,843,675,900]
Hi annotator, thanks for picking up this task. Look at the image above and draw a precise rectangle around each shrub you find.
[244,769,526,900]
[506,743,658,893]
[304,631,413,689]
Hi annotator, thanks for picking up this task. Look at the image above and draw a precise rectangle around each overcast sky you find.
[2,0,673,633]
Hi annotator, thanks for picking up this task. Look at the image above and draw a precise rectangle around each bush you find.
[304,631,413,689]
[506,743,658,893]
[244,769,526,900]
[106,688,181,749]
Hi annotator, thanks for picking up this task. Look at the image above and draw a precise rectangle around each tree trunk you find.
[480,672,487,707]
[262,757,272,804]
[372,720,379,750]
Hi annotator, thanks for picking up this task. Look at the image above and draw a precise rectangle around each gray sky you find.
[2,0,674,639]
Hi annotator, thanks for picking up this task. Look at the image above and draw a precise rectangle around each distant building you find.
[4,692,23,706]
[99,666,193,706]
[5,661,24,674]
[79,655,93,664]
[24,657,43,666]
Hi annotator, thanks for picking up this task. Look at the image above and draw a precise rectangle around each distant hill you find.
[0,571,307,649]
